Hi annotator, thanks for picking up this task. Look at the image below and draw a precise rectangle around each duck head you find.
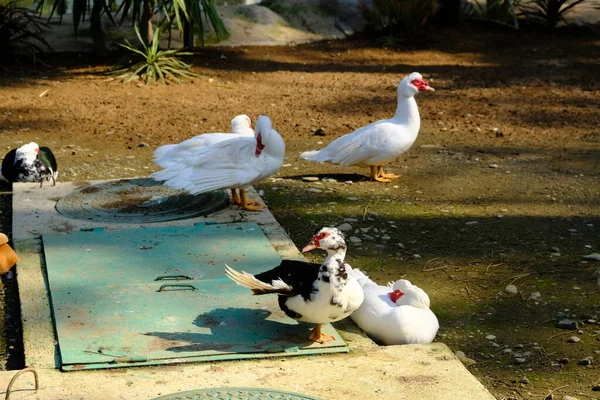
[301,226,347,255]
[389,279,431,308]
[231,114,253,135]
[253,115,285,158]
[15,142,40,164]
[398,72,434,98]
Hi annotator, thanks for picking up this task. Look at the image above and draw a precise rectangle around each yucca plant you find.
[110,25,197,84]
[468,0,522,29]
[0,1,51,65]
[520,0,587,28]
[361,0,439,43]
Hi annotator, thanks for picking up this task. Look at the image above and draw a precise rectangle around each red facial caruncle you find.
[302,231,330,252]
[410,78,435,92]
[389,289,404,303]
[255,133,265,156]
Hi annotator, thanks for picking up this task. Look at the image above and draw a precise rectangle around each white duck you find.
[225,227,364,343]
[152,115,284,211]
[300,72,434,182]
[153,114,254,171]
[349,269,439,345]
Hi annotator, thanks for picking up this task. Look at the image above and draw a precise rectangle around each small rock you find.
[592,384,600,391]
[306,188,322,193]
[578,356,593,366]
[396,243,405,249]
[503,348,513,353]
[505,284,518,294]
[302,176,319,182]
[454,351,477,366]
[488,164,499,168]
[346,197,360,201]
[556,319,579,330]
[568,336,581,343]
[515,358,526,364]
[381,235,391,240]
[562,396,578,400]
[313,128,326,136]
[485,334,496,340]
[465,221,479,225]
[349,236,362,244]
[520,377,529,384]
[514,344,524,349]
[529,292,541,300]
[344,218,358,222]
[362,234,375,241]
[138,142,149,148]
[336,223,353,232]
[551,246,561,252]
[413,254,422,258]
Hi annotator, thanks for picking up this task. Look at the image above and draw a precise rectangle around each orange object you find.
[0,233,18,275]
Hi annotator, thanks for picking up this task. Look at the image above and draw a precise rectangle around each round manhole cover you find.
[55,178,230,223]
[151,387,322,400]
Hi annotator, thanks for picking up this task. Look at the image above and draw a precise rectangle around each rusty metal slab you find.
[41,222,348,371]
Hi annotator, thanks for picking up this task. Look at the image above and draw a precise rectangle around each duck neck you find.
[319,249,348,286]
[393,95,420,133]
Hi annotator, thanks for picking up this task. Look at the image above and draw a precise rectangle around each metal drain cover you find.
[151,387,322,400]
[55,178,230,223]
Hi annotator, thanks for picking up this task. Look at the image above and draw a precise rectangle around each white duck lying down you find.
[0,142,58,186]
[300,72,434,183]
[152,115,284,211]
[349,269,439,345]
[225,227,364,343]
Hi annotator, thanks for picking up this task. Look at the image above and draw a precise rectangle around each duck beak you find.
[302,238,320,253]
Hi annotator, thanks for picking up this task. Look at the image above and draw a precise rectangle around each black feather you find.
[0,149,17,183]
[254,260,321,302]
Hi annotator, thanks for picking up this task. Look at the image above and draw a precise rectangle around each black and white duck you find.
[225,227,364,343]
[0,142,58,186]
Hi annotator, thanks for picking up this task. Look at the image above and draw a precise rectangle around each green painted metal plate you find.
[151,387,323,400]
[55,178,230,223]
[41,222,348,371]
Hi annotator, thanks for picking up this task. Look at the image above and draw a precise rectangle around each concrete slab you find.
[9,180,496,400]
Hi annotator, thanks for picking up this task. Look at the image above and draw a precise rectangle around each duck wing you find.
[153,136,261,194]
[0,149,17,183]
[225,260,320,299]
[154,133,245,169]
[254,260,321,301]
[301,121,397,167]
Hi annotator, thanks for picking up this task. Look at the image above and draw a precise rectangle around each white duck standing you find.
[225,227,364,343]
[153,114,254,171]
[300,72,434,182]
[152,115,284,211]
[349,269,439,345]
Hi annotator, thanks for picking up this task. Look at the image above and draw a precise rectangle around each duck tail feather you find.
[224,264,292,295]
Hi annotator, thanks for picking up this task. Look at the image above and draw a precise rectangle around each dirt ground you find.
[1,25,600,399]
